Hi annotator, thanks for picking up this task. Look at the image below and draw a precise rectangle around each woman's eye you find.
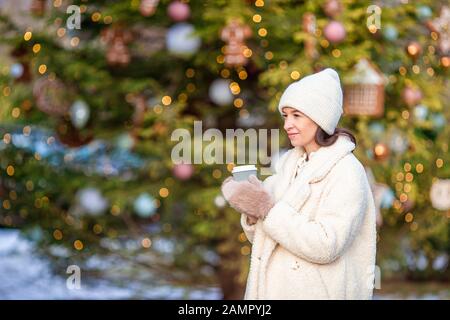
[294,114,300,118]
[282,114,287,118]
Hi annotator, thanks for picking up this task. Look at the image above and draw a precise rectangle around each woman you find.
[221,68,377,300]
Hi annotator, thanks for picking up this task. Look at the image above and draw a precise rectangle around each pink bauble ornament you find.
[324,21,346,43]
[402,86,423,107]
[167,1,190,22]
[173,162,194,180]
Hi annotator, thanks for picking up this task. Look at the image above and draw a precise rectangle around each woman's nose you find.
[284,117,293,131]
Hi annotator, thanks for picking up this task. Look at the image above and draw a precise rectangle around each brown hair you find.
[315,127,357,147]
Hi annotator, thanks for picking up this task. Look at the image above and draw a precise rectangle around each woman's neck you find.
[303,142,321,160]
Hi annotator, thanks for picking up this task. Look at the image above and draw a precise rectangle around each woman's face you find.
[282,107,319,147]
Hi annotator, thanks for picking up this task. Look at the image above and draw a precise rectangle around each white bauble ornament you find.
[70,100,90,129]
[209,79,233,106]
[166,23,201,56]
[214,195,226,208]
[430,179,450,211]
[77,187,108,216]
[133,193,157,217]
[10,63,24,79]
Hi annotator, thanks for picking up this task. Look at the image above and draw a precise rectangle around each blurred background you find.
[0,0,449,299]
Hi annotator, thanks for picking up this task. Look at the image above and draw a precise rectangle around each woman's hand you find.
[221,175,275,220]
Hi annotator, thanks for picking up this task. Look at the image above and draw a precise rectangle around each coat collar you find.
[292,134,356,184]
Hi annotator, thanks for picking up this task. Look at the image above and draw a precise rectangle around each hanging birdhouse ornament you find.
[220,19,252,67]
[102,28,133,66]
[343,58,387,117]
[426,6,450,56]
[302,13,319,59]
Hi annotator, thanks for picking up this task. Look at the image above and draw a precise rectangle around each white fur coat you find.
[240,135,377,299]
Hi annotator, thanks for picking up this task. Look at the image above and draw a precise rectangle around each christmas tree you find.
[0,0,449,299]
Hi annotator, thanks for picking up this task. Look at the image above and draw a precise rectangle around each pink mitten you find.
[221,175,274,220]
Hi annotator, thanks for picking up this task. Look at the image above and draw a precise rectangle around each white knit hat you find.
[278,68,343,135]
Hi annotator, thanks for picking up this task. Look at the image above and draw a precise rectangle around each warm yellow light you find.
[6,165,14,176]
[38,64,47,74]
[238,70,248,80]
[229,82,240,95]
[258,28,267,37]
[74,240,84,250]
[24,31,32,41]
[53,229,63,240]
[233,98,244,108]
[33,44,41,53]
[185,68,195,78]
[405,212,413,223]
[264,51,273,60]
[162,96,172,106]
[141,238,152,248]
[12,108,21,118]
[253,14,262,23]
[290,71,300,80]
[159,188,169,198]
[91,12,101,22]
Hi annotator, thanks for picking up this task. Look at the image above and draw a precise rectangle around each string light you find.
[332,49,341,58]
[405,212,413,223]
[241,245,251,255]
[6,165,14,176]
[185,68,195,78]
[32,44,41,53]
[141,238,152,248]
[290,71,300,80]
[24,31,32,41]
[257,28,267,37]
[252,14,262,23]
[264,51,273,60]
[53,229,63,240]
[159,187,169,198]
[220,69,230,78]
[416,163,424,173]
[436,158,443,168]
[229,82,240,95]
[161,95,172,106]
[74,240,84,250]
[3,133,11,144]
[38,64,47,74]
[238,70,247,80]
[111,204,121,216]
[212,169,222,178]
[233,98,244,108]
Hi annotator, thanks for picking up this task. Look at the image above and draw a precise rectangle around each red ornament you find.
[324,21,346,44]
[167,1,190,22]
[173,162,194,180]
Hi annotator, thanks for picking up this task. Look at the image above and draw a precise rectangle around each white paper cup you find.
[231,165,258,182]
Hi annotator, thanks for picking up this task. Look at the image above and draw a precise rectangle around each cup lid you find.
[232,165,257,173]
